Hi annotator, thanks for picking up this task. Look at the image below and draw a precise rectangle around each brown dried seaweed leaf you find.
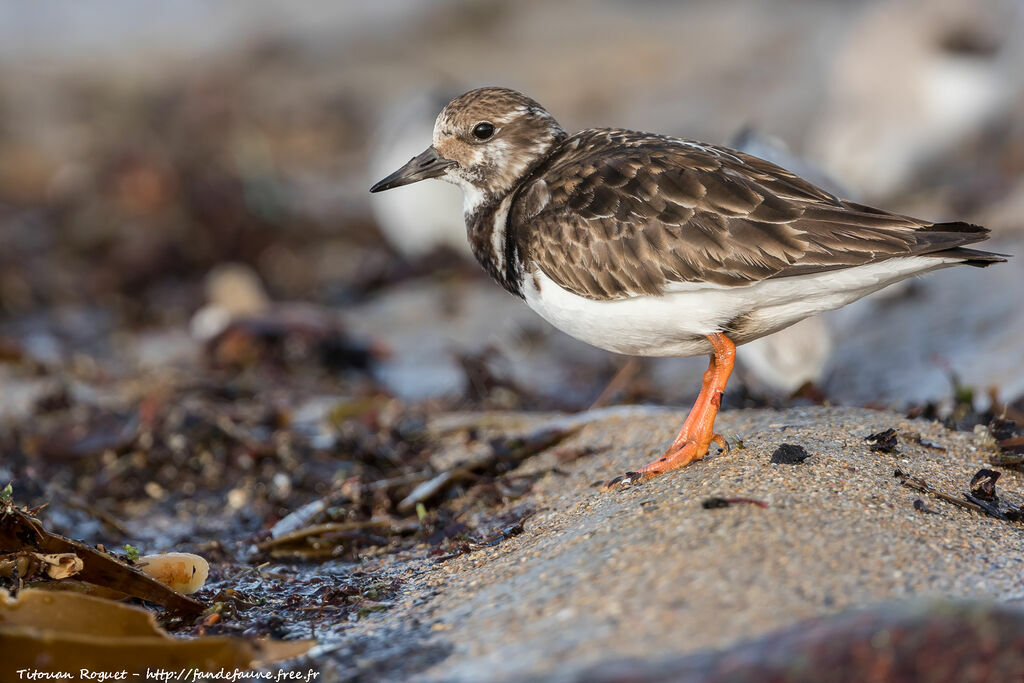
[0,589,313,673]
[0,503,203,614]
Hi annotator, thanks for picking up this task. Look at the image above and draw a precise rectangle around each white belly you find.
[521,256,956,357]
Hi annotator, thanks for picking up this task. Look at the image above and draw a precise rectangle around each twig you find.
[702,497,769,509]
[256,519,412,551]
[893,469,983,512]
[398,425,576,512]
[893,469,984,514]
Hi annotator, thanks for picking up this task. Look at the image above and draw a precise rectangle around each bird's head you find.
[370,87,566,215]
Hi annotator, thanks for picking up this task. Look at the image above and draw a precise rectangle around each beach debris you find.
[204,306,380,371]
[990,418,1024,469]
[701,497,769,509]
[992,451,1024,468]
[989,417,1020,442]
[912,499,939,514]
[963,469,1024,521]
[255,518,417,561]
[469,520,525,549]
[968,469,1000,502]
[267,496,334,540]
[456,345,532,404]
[189,264,383,371]
[895,468,1023,523]
[770,443,811,464]
[905,431,947,451]
[0,588,312,674]
[963,468,1010,519]
[28,411,140,461]
[398,425,575,513]
[0,552,84,581]
[894,469,987,515]
[962,493,1006,520]
[866,428,899,454]
[0,496,204,613]
[137,553,210,594]
[431,519,527,562]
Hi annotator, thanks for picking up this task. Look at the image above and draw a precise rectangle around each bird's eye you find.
[472,122,495,140]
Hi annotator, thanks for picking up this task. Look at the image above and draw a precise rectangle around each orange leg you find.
[605,333,736,489]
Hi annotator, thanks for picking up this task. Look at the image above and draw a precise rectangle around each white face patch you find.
[435,168,486,215]
[459,179,487,216]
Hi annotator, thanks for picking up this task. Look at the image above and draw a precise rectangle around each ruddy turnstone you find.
[370,87,1006,488]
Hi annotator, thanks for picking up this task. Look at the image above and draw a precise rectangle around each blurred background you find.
[2,0,1023,426]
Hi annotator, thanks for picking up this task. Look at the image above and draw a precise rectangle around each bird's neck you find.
[462,137,565,298]
[466,190,522,297]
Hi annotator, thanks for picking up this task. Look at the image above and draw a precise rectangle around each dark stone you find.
[770,444,811,465]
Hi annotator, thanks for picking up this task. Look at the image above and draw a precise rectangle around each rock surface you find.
[561,601,1024,683]
[328,405,1024,681]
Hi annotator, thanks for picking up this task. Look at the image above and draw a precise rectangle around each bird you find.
[369,87,1006,488]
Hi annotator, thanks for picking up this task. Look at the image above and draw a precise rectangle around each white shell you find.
[137,552,209,594]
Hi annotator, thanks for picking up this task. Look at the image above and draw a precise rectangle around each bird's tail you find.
[922,221,1009,267]
[933,247,1009,268]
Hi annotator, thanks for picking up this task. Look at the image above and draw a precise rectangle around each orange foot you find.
[604,333,735,490]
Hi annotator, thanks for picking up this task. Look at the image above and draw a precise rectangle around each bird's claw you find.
[711,433,729,453]
[602,471,645,491]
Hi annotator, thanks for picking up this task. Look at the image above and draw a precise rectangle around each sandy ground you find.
[314,405,1024,681]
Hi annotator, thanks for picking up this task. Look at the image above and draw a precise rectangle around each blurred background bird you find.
[810,0,1024,200]
[369,88,471,262]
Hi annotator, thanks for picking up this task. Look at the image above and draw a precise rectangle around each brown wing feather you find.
[513,129,996,300]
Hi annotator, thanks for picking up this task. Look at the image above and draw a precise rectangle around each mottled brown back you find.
[510,129,999,300]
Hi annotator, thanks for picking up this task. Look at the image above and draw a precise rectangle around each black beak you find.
[369,146,456,193]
